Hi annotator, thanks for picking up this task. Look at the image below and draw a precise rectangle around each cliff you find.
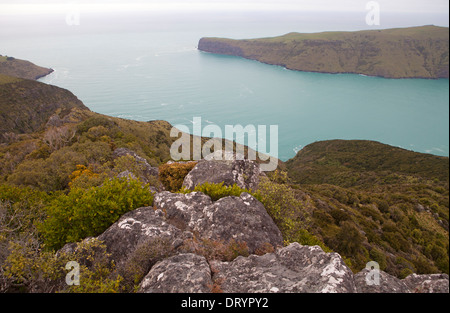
[199,25,449,79]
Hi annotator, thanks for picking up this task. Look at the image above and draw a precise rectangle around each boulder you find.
[403,273,449,293]
[97,206,188,267]
[182,158,262,191]
[154,191,283,253]
[354,270,450,293]
[153,191,213,231]
[139,253,212,293]
[113,148,159,181]
[211,242,356,293]
[354,269,410,293]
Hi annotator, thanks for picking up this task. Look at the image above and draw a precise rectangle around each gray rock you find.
[403,273,449,293]
[355,270,450,293]
[211,242,356,293]
[113,148,159,181]
[154,191,283,253]
[97,206,185,267]
[414,204,426,212]
[154,191,213,231]
[117,170,138,180]
[182,158,262,191]
[354,269,410,293]
[139,253,212,293]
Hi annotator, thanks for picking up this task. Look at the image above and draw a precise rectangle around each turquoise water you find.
[1,14,448,161]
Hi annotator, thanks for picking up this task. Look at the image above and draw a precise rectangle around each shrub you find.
[180,182,258,202]
[158,162,197,192]
[256,177,330,252]
[399,268,414,279]
[334,221,365,256]
[39,177,154,250]
[63,239,124,293]
[119,238,175,292]
[3,238,122,293]
[369,247,387,271]
[257,177,309,232]
[76,116,118,135]
[68,164,105,189]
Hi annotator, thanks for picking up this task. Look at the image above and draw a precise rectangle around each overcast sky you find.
[0,0,449,15]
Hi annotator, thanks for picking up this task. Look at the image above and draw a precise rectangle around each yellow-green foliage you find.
[180,182,258,202]
[158,162,197,192]
[257,176,330,252]
[0,185,50,281]
[4,238,122,293]
[39,177,154,250]
[68,164,106,190]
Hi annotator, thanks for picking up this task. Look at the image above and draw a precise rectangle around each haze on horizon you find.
[0,0,448,37]
[0,0,449,15]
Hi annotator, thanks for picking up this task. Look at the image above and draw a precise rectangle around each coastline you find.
[198,48,449,80]
[35,68,54,80]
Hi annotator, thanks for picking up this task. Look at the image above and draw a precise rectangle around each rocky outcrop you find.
[354,270,450,293]
[91,199,449,293]
[139,253,213,293]
[154,191,283,253]
[113,148,159,183]
[182,158,262,191]
[354,269,410,293]
[211,242,356,293]
[83,155,449,294]
[403,273,449,293]
[97,206,189,267]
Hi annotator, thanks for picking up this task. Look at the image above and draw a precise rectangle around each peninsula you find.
[198,25,449,79]
[0,54,54,80]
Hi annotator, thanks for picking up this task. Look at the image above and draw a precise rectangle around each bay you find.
[1,12,448,161]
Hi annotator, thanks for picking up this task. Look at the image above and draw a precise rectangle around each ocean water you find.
[1,12,448,161]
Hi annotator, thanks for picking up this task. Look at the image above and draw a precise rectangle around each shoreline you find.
[198,49,449,80]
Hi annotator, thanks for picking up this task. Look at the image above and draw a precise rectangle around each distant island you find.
[198,25,449,79]
[0,54,54,80]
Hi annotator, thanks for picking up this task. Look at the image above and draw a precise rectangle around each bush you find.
[369,247,387,271]
[68,164,105,189]
[257,177,309,232]
[119,238,175,292]
[39,177,154,250]
[182,238,250,262]
[3,238,122,293]
[158,162,197,192]
[180,182,258,202]
[256,177,330,252]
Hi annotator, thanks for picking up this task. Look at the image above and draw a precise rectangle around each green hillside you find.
[0,74,90,135]
[199,25,449,79]
[284,140,449,277]
[286,140,449,186]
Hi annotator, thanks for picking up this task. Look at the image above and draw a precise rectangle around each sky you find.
[0,0,448,15]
